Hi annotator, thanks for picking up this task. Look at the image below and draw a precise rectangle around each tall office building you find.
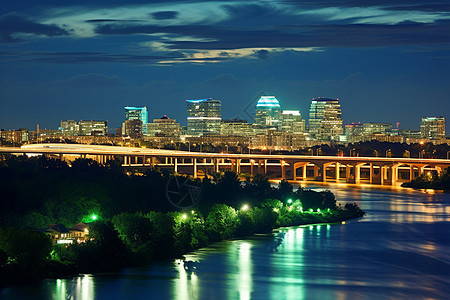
[308,97,343,141]
[254,96,282,130]
[123,119,143,138]
[281,110,305,134]
[420,117,445,139]
[124,106,148,135]
[309,97,344,141]
[186,98,221,136]
[60,120,79,136]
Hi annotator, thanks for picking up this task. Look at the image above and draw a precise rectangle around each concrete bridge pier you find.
[193,158,197,178]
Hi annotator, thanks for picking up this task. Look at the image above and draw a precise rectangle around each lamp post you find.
[419,150,425,159]
[386,149,391,158]
[447,151,450,159]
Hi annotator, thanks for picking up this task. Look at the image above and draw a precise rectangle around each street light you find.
[419,150,425,159]
[386,149,391,158]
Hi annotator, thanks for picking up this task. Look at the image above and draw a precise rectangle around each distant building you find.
[254,96,282,130]
[0,129,29,145]
[146,115,181,137]
[186,98,221,136]
[123,119,143,138]
[362,122,392,136]
[221,119,254,136]
[79,120,108,136]
[60,120,79,136]
[281,110,305,134]
[345,123,363,143]
[420,117,445,139]
[308,97,343,141]
[125,106,148,135]
[59,120,107,136]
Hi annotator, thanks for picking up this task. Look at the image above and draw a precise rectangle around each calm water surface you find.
[3,184,450,299]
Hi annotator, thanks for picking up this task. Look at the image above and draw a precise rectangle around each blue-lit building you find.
[254,96,282,130]
[186,98,221,136]
[124,106,148,135]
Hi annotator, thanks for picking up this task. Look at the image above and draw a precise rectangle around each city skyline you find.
[1,95,446,135]
[1,0,449,131]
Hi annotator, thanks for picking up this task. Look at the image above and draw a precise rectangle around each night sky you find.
[1,0,449,132]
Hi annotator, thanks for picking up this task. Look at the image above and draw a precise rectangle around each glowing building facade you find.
[186,98,221,136]
[281,110,305,134]
[420,117,445,139]
[308,97,343,141]
[124,106,148,135]
[254,96,282,130]
[146,115,181,137]
[362,123,392,135]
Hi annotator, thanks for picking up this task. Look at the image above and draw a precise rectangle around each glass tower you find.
[254,96,282,130]
[186,98,221,136]
[281,110,305,134]
[309,97,343,141]
[420,117,445,139]
[125,106,148,135]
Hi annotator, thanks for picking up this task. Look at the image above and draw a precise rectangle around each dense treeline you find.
[0,154,364,286]
[402,168,450,191]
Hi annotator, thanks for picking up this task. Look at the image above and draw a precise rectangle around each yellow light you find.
[182,214,187,219]
[241,204,249,211]
[341,221,346,224]
[273,208,279,212]
[191,210,195,214]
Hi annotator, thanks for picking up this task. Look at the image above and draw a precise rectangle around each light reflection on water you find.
[2,185,450,299]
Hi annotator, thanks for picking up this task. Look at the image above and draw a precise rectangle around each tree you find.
[206,204,240,240]
[0,227,52,269]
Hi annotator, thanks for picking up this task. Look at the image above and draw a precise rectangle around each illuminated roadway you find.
[1,143,449,186]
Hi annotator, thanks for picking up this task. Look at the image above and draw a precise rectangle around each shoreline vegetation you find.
[401,168,450,192]
[0,155,364,287]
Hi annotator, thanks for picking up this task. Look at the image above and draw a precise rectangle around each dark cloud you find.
[94,19,450,50]
[0,12,68,43]
[151,11,178,20]
[0,49,235,64]
[254,49,270,59]
[282,0,450,12]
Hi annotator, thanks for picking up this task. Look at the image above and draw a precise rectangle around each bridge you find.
[1,143,449,186]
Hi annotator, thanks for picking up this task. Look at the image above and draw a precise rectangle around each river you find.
[2,184,450,299]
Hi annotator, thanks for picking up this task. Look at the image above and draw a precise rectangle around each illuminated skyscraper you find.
[420,117,445,139]
[254,96,282,130]
[124,106,148,135]
[308,97,343,141]
[281,110,305,134]
[186,98,221,136]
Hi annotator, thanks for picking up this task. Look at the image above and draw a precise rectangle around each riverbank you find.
[0,156,365,288]
[0,203,365,288]
[401,168,449,192]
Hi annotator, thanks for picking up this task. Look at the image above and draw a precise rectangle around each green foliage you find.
[402,167,450,191]
[112,212,153,252]
[0,249,7,267]
[146,211,176,259]
[206,204,240,240]
[0,227,52,268]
